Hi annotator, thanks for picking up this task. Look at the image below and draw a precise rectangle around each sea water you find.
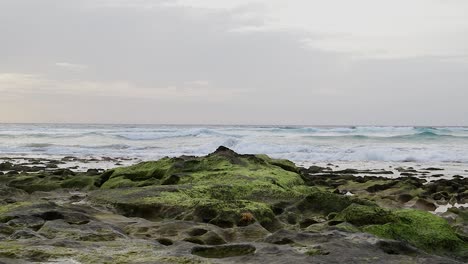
[1,124,468,169]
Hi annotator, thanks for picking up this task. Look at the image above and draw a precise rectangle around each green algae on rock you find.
[328,203,468,257]
[91,146,311,230]
[363,209,468,254]
[2,147,468,263]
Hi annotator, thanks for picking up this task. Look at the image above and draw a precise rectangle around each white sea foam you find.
[1,124,468,164]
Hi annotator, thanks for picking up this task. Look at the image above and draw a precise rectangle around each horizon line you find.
[0,122,467,128]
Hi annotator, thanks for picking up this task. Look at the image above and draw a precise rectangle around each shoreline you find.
[2,154,467,180]
[1,148,468,263]
[1,154,467,214]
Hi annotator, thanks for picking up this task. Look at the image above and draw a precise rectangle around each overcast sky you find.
[1,0,468,125]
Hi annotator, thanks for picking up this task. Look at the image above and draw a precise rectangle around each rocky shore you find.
[0,146,467,263]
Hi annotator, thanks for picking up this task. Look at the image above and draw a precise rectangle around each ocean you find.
[1,124,468,164]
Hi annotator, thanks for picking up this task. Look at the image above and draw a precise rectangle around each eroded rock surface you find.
[0,147,467,263]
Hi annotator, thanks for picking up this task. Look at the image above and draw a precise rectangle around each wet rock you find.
[86,169,100,176]
[306,165,326,174]
[52,169,75,176]
[61,156,77,161]
[46,163,58,169]
[424,167,444,171]
[400,172,417,177]
[0,162,14,170]
[432,191,450,201]
[366,181,398,193]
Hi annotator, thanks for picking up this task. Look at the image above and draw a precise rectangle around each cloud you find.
[164,0,468,59]
[55,62,88,70]
[0,0,467,125]
[0,73,240,102]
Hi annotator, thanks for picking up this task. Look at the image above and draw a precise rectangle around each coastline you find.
[0,147,467,263]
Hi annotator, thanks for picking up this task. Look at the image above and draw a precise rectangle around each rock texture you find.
[0,147,467,263]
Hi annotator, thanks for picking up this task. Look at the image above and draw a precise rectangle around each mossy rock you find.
[0,201,36,222]
[330,204,395,226]
[91,147,311,230]
[60,176,96,189]
[296,190,374,215]
[5,173,97,193]
[364,209,468,256]
[7,175,61,193]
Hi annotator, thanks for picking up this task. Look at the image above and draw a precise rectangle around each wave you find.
[23,143,55,148]
[2,126,468,141]
[1,124,468,163]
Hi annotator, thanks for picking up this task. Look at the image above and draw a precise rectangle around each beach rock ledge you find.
[0,147,467,263]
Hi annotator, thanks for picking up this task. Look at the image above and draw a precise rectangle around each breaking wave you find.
[1,124,468,163]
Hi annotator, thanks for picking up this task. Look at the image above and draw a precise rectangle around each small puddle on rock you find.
[191,244,256,258]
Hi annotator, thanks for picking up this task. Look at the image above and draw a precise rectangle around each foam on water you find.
[1,124,468,164]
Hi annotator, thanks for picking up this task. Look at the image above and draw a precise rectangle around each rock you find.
[9,229,42,239]
[376,240,418,255]
[400,172,417,177]
[424,167,444,171]
[191,244,256,258]
[366,181,398,192]
[187,228,208,236]
[0,162,14,170]
[432,191,450,201]
[295,189,374,215]
[61,156,77,161]
[52,169,75,176]
[38,219,125,241]
[156,237,173,246]
[0,223,15,236]
[90,148,306,230]
[330,204,395,226]
[306,166,326,174]
[1,150,467,263]
[397,194,414,203]
[86,169,100,175]
[198,231,227,245]
[7,216,45,230]
[364,209,465,253]
[264,229,296,245]
[412,199,437,211]
[46,163,58,169]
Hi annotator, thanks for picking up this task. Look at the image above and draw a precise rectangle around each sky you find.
[1,0,468,125]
